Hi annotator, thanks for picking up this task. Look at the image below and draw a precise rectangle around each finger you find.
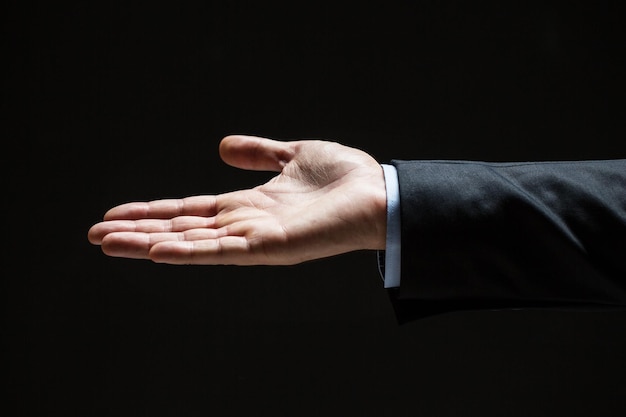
[219,135,296,172]
[100,229,225,258]
[88,220,139,245]
[103,195,219,221]
[88,216,216,244]
[149,236,261,265]
[100,232,154,259]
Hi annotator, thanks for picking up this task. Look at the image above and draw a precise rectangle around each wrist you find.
[369,164,389,250]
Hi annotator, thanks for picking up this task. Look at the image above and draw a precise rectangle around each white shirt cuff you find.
[378,164,401,288]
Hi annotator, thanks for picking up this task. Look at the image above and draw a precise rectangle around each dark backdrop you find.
[6,1,626,416]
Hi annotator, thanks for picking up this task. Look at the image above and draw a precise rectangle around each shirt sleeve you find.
[378,164,402,288]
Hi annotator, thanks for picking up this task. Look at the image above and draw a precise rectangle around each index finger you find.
[104,195,219,220]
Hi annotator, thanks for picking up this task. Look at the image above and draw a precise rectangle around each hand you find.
[88,135,388,265]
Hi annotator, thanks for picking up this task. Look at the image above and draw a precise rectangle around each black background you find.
[6,1,626,416]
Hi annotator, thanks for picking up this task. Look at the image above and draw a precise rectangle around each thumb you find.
[219,135,296,172]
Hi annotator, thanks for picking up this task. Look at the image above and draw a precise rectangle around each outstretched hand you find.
[88,135,387,265]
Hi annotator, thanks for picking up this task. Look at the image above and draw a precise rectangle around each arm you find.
[88,136,626,321]
[389,159,626,322]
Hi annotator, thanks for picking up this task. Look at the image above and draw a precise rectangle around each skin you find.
[88,135,388,265]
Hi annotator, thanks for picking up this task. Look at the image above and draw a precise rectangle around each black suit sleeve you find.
[387,159,626,323]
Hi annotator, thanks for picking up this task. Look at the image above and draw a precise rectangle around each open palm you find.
[88,135,387,265]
